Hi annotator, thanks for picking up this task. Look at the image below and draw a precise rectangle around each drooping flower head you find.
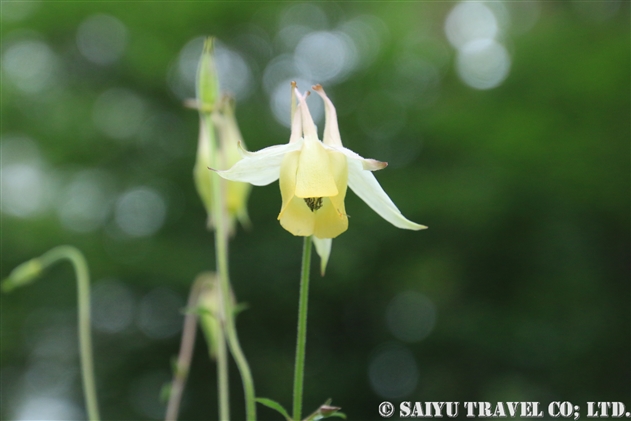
[193,38,251,234]
[216,84,426,272]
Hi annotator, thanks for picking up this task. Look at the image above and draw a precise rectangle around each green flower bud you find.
[197,272,236,360]
[2,258,43,293]
[194,96,252,234]
[196,37,220,112]
[216,97,252,233]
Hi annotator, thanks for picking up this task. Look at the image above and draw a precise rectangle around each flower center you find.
[304,197,323,212]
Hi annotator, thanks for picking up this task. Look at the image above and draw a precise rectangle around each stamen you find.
[304,197,323,212]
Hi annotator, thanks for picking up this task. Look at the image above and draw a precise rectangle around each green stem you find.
[217,308,230,421]
[4,246,101,421]
[205,113,256,421]
[292,236,312,421]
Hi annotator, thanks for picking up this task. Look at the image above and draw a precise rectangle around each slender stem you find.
[36,246,101,421]
[217,304,230,421]
[205,113,256,421]
[165,278,205,421]
[292,236,312,421]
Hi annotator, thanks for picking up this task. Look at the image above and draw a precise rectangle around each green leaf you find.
[256,397,292,421]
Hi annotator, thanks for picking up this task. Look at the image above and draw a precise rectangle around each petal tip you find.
[362,159,388,171]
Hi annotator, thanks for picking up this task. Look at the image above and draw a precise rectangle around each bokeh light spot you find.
[24,361,76,396]
[114,187,166,237]
[1,164,47,218]
[115,187,166,237]
[2,38,60,94]
[12,396,82,421]
[294,31,358,83]
[91,279,135,334]
[386,291,437,343]
[56,169,115,233]
[92,88,146,141]
[76,14,127,65]
[136,288,183,340]
[369,343,419,399]
[279,3,329,31]
[456,38,511,90]
[445,1,499,49]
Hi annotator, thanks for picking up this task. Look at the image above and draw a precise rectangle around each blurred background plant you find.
[1,1,628,420]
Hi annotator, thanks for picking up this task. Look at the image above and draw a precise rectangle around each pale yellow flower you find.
[217,85,426,272]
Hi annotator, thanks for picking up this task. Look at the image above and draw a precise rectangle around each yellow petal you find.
[295,138,338,198]
[279,150,299,215]
[313,150,348,238]
[279,196,316,236]
[278,150,315,235]
[312,197,347,238]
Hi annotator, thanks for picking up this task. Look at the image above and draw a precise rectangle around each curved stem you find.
[165,277,205,421]
[5,246,101,421]
[206,113,256,421]
[292,236,312,421]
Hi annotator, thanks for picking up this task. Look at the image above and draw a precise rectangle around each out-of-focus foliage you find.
[1,2,628,420]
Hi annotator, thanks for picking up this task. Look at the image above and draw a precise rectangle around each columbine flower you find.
[216,84,426,272]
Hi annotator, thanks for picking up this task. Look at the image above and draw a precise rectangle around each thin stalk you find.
[217,299,230,421]
[292,236,312,421]
[205,113,256,421]
[30,246,101,421]
[165,278,205,421]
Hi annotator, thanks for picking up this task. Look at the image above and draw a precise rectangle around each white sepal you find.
[347,159,427,231]
[216,140,303,186]
[312,236,332,276]
[325,144,387,172]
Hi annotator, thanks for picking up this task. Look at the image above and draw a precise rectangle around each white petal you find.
[216,140,303,186]
[312,236,332,276]
[347,158,427,231]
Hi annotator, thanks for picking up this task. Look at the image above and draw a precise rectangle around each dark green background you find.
[1,2,629,420]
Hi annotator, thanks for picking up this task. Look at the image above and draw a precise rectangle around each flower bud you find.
[2,258,43,293]
[196,37,220,112]
[197,272,236,360]
[215,97,252,233]
[197,273,222,359]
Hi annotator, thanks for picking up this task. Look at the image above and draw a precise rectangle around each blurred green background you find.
[1,1,629,420]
